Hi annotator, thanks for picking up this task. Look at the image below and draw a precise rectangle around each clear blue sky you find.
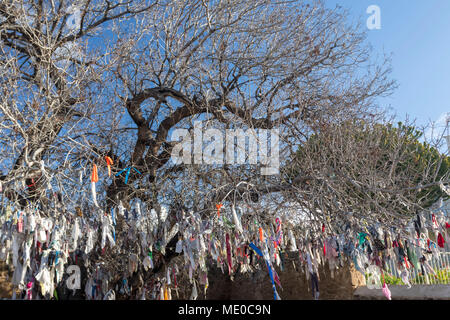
[326,0,450,138]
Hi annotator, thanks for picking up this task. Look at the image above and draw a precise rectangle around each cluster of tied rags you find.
[0,161,448,300]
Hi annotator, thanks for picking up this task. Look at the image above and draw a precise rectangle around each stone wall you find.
[0,262,13,299]
[354,285,450,300]
[205,254,366,300]
[0,254,367,300]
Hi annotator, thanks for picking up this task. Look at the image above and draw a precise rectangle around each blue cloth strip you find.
[115,167,141,184]
[249,242,279,300]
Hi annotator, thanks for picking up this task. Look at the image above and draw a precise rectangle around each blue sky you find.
[326,0,450,140]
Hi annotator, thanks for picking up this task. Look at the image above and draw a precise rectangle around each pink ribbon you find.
[18,213,23,233]
[26,281,33,300]
[382,283,391,300]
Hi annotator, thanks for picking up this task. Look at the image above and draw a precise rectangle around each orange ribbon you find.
[259,227,264,242]
[91,164,98,183]
[216,203,223,218]
[163,285,168,300]
[105,156,113,177]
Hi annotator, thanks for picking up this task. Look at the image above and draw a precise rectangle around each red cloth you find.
[437,233,445,248]
[216,203,223,218]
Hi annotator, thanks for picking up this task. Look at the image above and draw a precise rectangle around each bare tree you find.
[0,0,447,299]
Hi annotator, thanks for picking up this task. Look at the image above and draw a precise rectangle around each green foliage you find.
[364,272,404,285]
[291,120,449,216]
[412,269,450,285]
[379,122,450,208]
[367,268,450,286]
[382,274,404,285]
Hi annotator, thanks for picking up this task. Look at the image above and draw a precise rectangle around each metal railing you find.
[385,252,450,285]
